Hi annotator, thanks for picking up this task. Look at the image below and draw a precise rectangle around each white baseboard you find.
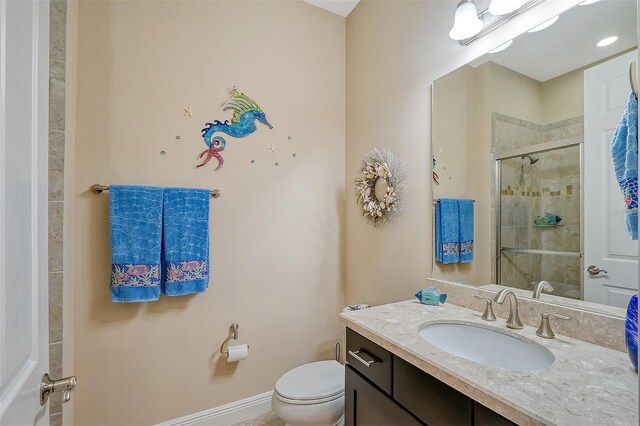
[156,391,273,426]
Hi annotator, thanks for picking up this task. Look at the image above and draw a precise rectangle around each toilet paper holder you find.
[220,323,244,355]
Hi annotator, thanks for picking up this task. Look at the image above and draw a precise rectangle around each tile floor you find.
[232,411,284,426]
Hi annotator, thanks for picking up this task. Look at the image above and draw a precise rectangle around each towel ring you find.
[630,62,638,99]
[220,323,239,355]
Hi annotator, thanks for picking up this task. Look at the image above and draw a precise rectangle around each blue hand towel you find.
[458,199,474,263]
[162,188,210,296]
[611,92,638,240]
[109,185,163,302]
[435,199,460,264]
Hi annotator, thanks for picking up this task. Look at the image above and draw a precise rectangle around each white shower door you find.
[0,0,51,424]
[583,50,638,307]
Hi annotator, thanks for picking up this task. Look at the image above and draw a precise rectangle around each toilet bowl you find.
[271,360,345,426]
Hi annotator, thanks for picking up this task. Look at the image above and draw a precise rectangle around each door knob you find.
[587,265,608,276]
[40,373,77,406]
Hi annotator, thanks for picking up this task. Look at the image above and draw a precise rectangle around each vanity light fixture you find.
[449,0,483,41]
[488,0,528,16]
[596,36,618,47]
[488,40,513,53]
[526,15,559,33]
[450,0,545,45]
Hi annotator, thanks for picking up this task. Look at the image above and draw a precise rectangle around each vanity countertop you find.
[340,300,638,426]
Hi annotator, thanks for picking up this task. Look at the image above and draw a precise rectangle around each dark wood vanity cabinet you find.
[345,327,517,426]
[345,364,422,425]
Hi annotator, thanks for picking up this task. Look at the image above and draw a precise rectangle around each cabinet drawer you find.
[394,356,473,426]
[345,365,422,426]
[346,328,393,395]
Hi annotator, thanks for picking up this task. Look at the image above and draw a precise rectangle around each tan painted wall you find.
[541,68,584,124]
[345,0,581,305]
[72,1,345,424]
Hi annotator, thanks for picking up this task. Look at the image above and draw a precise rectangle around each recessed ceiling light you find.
[488,40,513,53]
[579,0,600,5]
[596,36,618,47]
[527,16,559,33]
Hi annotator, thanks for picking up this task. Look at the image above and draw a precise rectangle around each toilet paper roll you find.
[226,344,249,362]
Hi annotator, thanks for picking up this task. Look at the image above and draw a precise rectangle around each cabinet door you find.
[345,365,422,426]
[394,356,473,426]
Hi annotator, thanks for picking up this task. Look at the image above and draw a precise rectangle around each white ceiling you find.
[302,0,360,17]
[469,0,637,82]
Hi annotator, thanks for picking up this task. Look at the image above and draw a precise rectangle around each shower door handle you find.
[587,265,608,276]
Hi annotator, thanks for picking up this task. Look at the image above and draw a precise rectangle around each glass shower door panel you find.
[498,146,582,299]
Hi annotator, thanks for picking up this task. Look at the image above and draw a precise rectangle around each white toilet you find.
[271,360,345,426]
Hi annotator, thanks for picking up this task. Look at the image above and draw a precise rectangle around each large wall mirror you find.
[432,0,637,315]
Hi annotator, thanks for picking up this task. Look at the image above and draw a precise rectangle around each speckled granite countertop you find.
[340,300,638,426]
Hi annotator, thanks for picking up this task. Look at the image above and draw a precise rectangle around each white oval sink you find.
[419,322,554,371]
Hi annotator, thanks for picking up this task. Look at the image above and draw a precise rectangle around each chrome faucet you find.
[532,281,554,299]
[493,289,524,329]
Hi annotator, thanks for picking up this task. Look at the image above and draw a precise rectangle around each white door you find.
[584,50,638,307]
[0,0,51,424]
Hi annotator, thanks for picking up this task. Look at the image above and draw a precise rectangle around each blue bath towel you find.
[458,199,474,263]
[611,92,638,240]
[435,199,460,264]
[109,185,163,302]
[162,188,210,296]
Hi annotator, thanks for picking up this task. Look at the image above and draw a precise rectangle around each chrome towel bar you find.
[433,198,475,205]
[91,184,221,198]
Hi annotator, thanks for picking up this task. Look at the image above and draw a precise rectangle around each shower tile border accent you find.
[48,0,66,422]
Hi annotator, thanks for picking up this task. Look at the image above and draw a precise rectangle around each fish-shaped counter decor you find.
[415,287,447,306]
[348,304,371,311]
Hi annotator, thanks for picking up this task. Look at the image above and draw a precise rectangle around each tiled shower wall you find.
[49,0,66,424]
[492,113,583,299]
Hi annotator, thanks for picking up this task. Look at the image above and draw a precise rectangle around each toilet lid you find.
[275,360,344,401]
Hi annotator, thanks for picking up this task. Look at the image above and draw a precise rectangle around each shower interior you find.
[496,143,582,299]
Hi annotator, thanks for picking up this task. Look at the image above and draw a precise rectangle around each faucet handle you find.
[536,312,569,339]
[474,295,497,321]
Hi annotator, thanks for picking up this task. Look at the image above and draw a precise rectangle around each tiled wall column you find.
[49,0,66,424]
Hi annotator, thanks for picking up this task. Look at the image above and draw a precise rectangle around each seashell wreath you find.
[355,148,406,227]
